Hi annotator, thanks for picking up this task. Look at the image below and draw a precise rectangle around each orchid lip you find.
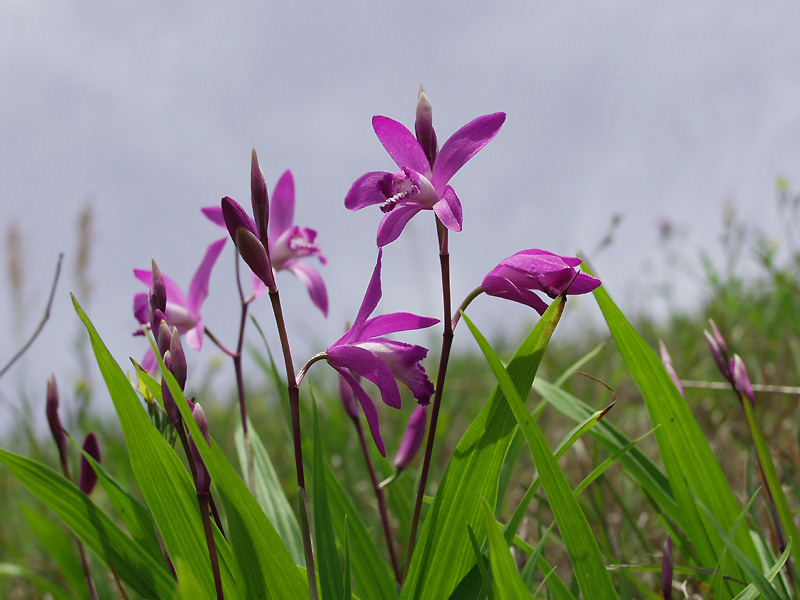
[378,168,436,214]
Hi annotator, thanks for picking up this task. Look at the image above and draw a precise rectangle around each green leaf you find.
[0,449,176,599]
[466,524,492,600]
[21,503,85,594]
[462,309,619,599]
[73,296,230,600]
[401,296,565,600]
[481,501,532,599]
[591,281,758,586]
[167,368,310,599]
[234,421,305,565]
[324,464,398,600]
[733,542,792,600]
[313,399,344,600]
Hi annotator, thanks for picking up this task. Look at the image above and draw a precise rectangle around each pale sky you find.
[3,1,800,431]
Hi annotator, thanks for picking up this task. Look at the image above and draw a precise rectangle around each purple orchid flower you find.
[481,249,601,315]
[202,170,328,316]
[344,94,506,246]
[326,249,438,456]
[133,238,226,370]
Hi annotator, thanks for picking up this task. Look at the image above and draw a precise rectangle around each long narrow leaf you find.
[0,449,176,599]
[481,501,532,599]
[591,282,758,584]
[462,308,618,599]
[401,295,565,600]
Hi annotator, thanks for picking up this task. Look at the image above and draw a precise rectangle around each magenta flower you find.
[203,170,328,316]
[326,249,438,455]
[482,249,601,315]
[133,238,226,369]
[344,100,506,246]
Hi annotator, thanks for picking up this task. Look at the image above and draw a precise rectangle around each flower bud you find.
[658,340,683,396]
[169,328,187,390]
[704,320,731,380]
[393,406,427,470]
[221,196,257,243]
[150,258,167,315]
[338,370,359,419]
[415,86,438,169]
[45,375,67,467]
[79,432,101,495]
[661,534,673,600]
[157,319,172,358]
[235,227,275,289]
[161,353,181,426]
[731,354,755,406]
[251,147,269,240]
[189,403,211,495]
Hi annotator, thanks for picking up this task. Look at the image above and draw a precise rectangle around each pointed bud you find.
[189,403,211,495]
[338,371,359,419]
[150,258,167,314]
[169,328,187,390]
[221,196,257,242]
[731,354,755,406]
[79,432,101,495]
[709,319,728,358]
[704,327,731,380]
[45,375,68,468]
[235,227,275,289]
[250,147,269,241]
[157,319,172,358]
[415,85,438,169]
[661,534,673,600]
[161,355,181,426]
[659,340,683,396]
[393,406,427,470]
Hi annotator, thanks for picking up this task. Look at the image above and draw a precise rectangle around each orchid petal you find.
[433,186,463,232]
[357,312,439,339]
[345,171,393,211]
[250,272,269,299]
[431,112,506,191]
[327,344,402,409]
[564,272,602,295]
[348,249,383,334]
[337,368,386,456]
[372,116,430,175]
[482,274,551,315]
[285,261,329,317]
[187,238,226,314]
[376,202,425,247]
[133,292,149,325]
[201,206,225,227]
[269,170,295,240]
[185,317,203,351]
[141,349,157,374]
[359,339,435,405]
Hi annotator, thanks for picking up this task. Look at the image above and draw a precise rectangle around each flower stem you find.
[403,223,454,581]
[268,288,318,599]
[199,493,224,600]
[352,415,401,584]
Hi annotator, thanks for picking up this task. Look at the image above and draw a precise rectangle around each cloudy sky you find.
[3,1,800,430]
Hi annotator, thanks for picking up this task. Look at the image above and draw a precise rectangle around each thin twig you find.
[680,380,800,395]
[0,253,63,379]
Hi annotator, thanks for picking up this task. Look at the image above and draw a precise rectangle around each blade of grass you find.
[401,295,566,600]
[591,281,758,581]
[312,398,344,600]
[462,308,618,599]
[481,501,532,599]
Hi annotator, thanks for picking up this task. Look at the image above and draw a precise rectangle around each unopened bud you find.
[79,432,101,495]
[731,354,755,406]
[661,534,673,600]
[704,328,730,380]
[157,319,172,358]
[189,403,211,495]
[415,86,438,169]
[235,227,275,289]
[393,406,427,470]
[250,147,269,240]
[658,340,683,396]
[150,258,167,315]
[169,328,187,390]
[45,375,68,467]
